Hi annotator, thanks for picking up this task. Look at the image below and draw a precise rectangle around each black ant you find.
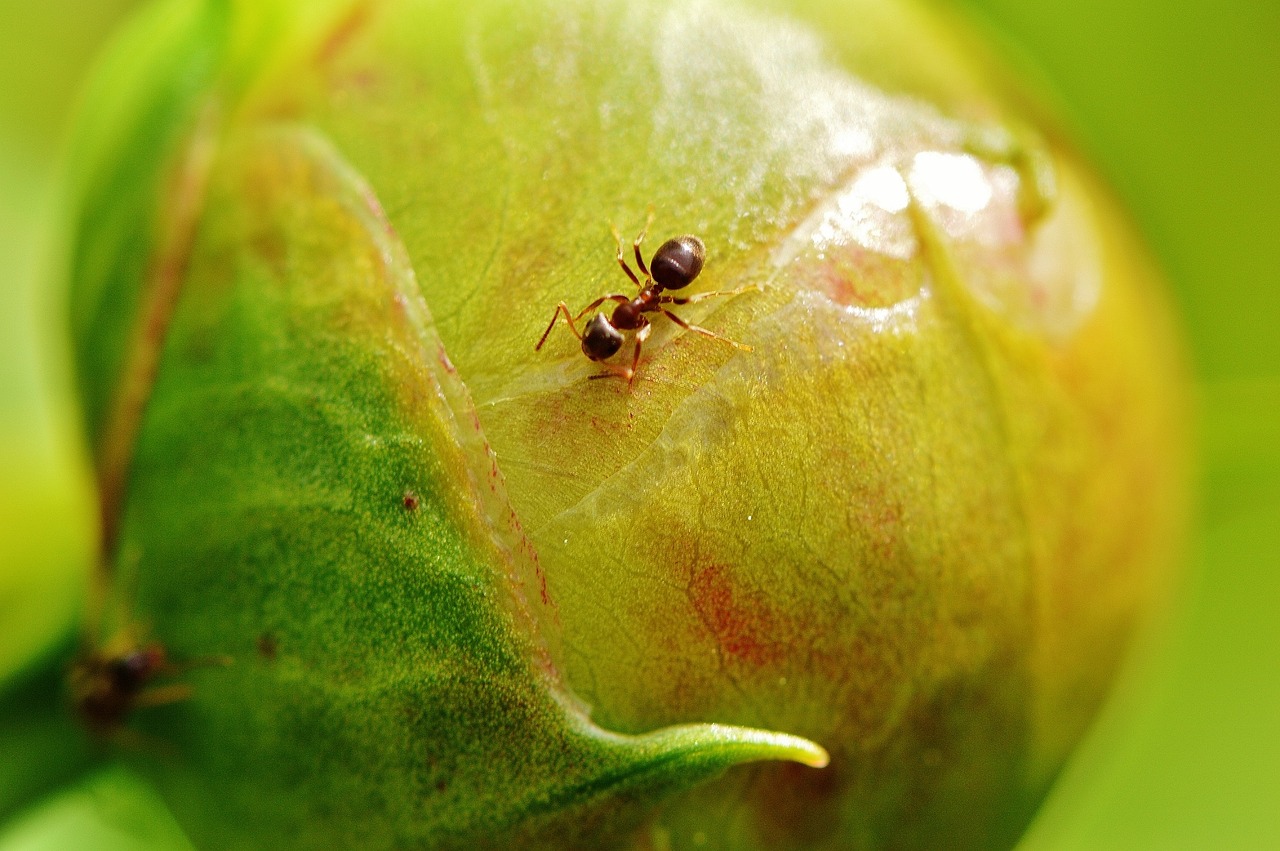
[70,634,228,736]
[536,215,757,383]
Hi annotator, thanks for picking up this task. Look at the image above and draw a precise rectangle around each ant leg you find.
[659,307,753,351]
[610,224,643,287]
[165,653,234,676]
[633,208,654,278]
[587,322,651,384]
[574,294,630,320]
[661,284,763,306]
[626,322,653,384]
[111,726,175,756]
[131,683,196,709]
[536,302,584,350]
[537,297,630,351]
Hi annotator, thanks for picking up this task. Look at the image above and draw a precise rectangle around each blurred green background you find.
[0,0,1274,847]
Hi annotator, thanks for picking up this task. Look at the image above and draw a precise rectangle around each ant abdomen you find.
[649,235,705,290]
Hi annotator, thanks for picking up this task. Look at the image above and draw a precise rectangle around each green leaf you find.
[0,765,192,851]
[0,641,98,825]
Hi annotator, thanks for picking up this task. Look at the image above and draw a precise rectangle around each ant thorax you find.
[610,297,647,331]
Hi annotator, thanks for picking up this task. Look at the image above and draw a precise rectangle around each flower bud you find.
[64,0,1188,847]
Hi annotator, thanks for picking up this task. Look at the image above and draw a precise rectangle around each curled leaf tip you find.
[694,723,831,769]
[612,721,831,779]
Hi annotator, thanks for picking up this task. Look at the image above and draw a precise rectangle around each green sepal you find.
[108,123,826,848]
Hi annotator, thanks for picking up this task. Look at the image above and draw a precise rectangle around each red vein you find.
[95,101,221,578]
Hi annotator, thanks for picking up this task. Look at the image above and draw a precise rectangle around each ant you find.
[69,634,228,736]
[535,214,758,383]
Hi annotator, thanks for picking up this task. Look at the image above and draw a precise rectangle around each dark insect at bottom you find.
[70,635,229,736]
[536,215,758,384]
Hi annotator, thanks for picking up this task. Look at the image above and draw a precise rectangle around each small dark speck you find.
[435,780,448,793]
[257,633,278,660]
[403,490,420,512]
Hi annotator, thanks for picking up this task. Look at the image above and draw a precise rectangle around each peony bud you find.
[62,0,1189,847]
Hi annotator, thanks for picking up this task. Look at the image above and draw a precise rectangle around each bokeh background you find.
[0,0,1275,847]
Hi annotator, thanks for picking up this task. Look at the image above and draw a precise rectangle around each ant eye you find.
[581,313,623,361]
[650,235,705,290]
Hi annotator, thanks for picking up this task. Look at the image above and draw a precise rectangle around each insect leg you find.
[111,726,177,757]
[535,302,581,348]
[537,297,631,351]
[167,652,234,676]
[573,294,631,320]
[661,284,762,305]
[536,302,586,350]
[659,307,753,351]
[587,321,651,384]
[627,321,653,384]
[611,224,643,287]
[131,683,196,709]
[633,208,654,278]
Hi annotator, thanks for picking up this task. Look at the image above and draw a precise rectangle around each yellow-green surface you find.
[959,2,1280,848]
[0,0,1273,848]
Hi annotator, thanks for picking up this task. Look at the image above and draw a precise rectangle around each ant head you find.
[650,235,705,290]
[581,313,624,361]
